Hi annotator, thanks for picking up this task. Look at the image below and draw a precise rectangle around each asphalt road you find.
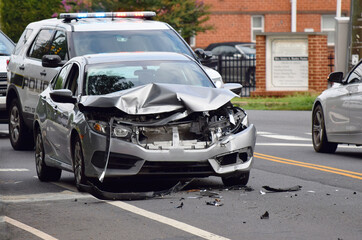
[0,110,361,240]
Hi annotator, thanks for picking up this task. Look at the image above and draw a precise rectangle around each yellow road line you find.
[254,152,362,180]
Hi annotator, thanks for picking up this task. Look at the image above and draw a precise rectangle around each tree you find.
[0,0,61,41]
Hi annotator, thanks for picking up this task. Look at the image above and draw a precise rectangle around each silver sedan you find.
[34,52,256,190]
[312,59,362,153]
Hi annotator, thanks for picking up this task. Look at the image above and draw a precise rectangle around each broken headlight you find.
[113,125,132,138]
[88,120,108,135]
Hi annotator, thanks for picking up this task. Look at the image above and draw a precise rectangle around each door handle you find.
[19,65,25,70]
[40,71,47,76]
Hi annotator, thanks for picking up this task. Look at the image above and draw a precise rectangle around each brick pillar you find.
[308,34,329,93]
[255,35,266,92]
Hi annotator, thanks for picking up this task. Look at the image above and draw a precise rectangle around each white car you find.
[312,59,362,153]
[7,12,223,150]
[0,30,15,122]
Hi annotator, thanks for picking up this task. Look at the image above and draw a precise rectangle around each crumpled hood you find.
[79,83,237,115]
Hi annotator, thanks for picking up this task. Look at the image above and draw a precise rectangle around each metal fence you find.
[204,56,256,97]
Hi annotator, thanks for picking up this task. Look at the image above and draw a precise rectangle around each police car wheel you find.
[8,99,34,150]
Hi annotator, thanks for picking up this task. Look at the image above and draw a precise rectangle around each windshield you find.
[0,32,14,56]
[72,30,193,57]
[236,45,256,56]
[84,60,214,95]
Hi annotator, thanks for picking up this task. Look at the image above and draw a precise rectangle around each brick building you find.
[194,0,351,49]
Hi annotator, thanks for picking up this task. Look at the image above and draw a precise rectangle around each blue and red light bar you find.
[59,11,156,20]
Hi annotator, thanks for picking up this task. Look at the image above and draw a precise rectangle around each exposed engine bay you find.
[85,103,248,150]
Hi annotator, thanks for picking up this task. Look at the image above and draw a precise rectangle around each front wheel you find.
[9,99,34,150]
[222,172,250,186]
[312,105,337,153]
[35,127,61,181]
[73,136,87,191]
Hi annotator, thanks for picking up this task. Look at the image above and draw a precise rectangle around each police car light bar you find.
[60,11,156,21]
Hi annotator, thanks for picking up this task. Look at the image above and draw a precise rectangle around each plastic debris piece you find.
[262,185,302,192]
[260,211,269,219]
[206,200,224,207]
[176,202,184,209]
[260,190,266,195]
[200,190,219,197]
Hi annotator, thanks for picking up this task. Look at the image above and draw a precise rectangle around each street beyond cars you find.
[34,52,257,190]
[7,11,222,150]
[312,59,362,153]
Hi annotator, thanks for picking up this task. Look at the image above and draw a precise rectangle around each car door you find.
[45,63,73,162]
[24,29,68,117]
[345,62,362,144]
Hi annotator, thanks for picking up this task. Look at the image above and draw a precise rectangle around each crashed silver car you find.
[34,52,256,190]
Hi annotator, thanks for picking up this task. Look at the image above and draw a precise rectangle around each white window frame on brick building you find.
[321,15,336,46]
[251,15,264,42]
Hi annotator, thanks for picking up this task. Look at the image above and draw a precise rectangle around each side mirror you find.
[327,72,344,83]
[223,83,242,96]
[42,55,63,68]
[50,89,76,104]
[194,48,212,60]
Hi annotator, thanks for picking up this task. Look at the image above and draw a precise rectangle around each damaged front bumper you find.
[82,123,256,179]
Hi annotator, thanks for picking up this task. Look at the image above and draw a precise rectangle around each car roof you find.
[205,42,255,50]
[26,17,170,32]
[78,52,194,65]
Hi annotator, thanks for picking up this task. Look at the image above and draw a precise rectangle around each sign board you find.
[266,37,308,91]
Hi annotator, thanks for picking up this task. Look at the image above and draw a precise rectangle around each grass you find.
[231,93,318,111]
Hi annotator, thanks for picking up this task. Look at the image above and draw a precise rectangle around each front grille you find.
[0,72,7,96]
[91,151,142,169]
[0,72,7,81]
[140,161,214,175]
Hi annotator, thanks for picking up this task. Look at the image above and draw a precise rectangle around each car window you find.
[72,30,193,57]
[347,62,362,84]
[49,31,68,61]
[14,29,32,55]
[64,64,79,95]
[211,46,238,56]
[84,60,214,95]
[53,64,72,90]
[0,32,14,56]
[28,29,55,59]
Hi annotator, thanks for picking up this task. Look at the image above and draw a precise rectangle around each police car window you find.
[50,31,68,61]
[53,64,72,90]
[28,29,54,59]
[14,29,33,55]
[347,62,362,84]
[72,30,193,57]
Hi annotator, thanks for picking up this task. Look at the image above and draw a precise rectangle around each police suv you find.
[7,12,223,150]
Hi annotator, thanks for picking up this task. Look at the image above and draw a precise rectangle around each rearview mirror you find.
[42,55,63,68]
[194,48,212,60]
[49,89,76,104]
[327,72,344,83]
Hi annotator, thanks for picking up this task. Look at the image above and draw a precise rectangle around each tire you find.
[222,172,250,186]
[35,127,61,181]
[8,99,34,150]
[73,136,87,191]
[312,105,338,153]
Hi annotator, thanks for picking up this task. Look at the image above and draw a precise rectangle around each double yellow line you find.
[254,152,362,180]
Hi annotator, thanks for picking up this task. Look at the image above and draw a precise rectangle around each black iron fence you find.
[204,55,256,97]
